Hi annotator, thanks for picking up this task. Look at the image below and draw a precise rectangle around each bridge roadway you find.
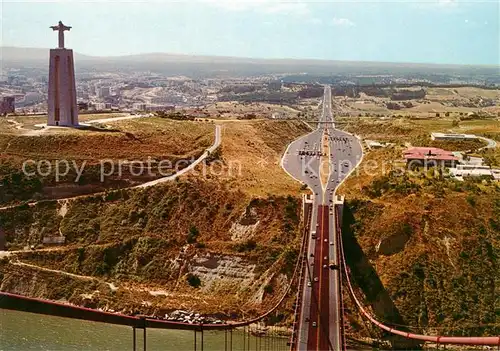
[282,85,363,351]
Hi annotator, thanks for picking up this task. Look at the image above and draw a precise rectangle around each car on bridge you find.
[329,262,339,270]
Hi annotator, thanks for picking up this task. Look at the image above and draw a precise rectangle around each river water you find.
[1,310,434,351]
[0,310,288,351]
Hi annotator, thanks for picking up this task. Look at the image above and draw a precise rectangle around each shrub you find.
[264,284,274,294]
[235,239,257,252]
[466,195,476,207]
[186,274,201,288]
[187,225,199,243]
[195,242,206,249]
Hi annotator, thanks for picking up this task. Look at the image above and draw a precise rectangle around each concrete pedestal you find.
[47,48,78,126]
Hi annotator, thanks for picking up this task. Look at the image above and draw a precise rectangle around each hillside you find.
[0,119,310,321]
[0,117,214,205]
[337,118,499,340]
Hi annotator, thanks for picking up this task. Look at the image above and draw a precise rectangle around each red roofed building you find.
[404,147,458,168]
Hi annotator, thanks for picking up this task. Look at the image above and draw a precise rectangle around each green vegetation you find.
[263,284,274,294]
[186,274,201,288]
[234,239,257,252]
[339,116,499,338]
[0,171,43,204]
[0,118,213,206]
[187,225,200,244]
[156,111,195,121]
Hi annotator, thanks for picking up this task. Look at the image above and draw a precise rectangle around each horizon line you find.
[2,46,499,68]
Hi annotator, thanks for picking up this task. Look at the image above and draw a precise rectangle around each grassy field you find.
[197,101,301,120]
[212,120,310,197]
[336,86,500,118]
[1,118,213,159]
[0,117,215,205]
[339,116,496,148]
[0,113,134,131]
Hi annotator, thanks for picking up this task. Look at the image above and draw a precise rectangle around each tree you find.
[187,225,200,243]
[187,274,201,288]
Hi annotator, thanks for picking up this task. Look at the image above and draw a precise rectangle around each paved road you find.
[33,113,152,129]
[282,86,363,351]
[478,136,497,150]
[135,125,221,188]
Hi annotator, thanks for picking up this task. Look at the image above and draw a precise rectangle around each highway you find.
[282,86,363,351]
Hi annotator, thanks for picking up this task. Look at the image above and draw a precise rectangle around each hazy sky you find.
[2,0,499,65]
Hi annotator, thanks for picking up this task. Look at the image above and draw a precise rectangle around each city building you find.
[0,96,15,115]
[92,102,107,111]
[47,21,79,126]
[21,92,42,106]
[431,132,478,141]
[98,87,110,98]
[77,102,89,111]
[404,147,458,168]
[132,102,147,111]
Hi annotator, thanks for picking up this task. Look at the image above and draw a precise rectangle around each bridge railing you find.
[289,202,313,351]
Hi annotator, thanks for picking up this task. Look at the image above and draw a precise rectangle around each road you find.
[135,124,221,188]
[282,86,363,351]
[478,136,497,150]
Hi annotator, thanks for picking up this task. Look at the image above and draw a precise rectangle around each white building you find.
[431,132,478,141]
[365,140,385,149]
[450,165,500,181]
[132,103,147,111]
[92,102,107,110]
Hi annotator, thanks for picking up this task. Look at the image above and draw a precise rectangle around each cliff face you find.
[0,178,302,319]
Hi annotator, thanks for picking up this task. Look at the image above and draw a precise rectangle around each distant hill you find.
[1,46,95,62]
[2,46,498,79]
